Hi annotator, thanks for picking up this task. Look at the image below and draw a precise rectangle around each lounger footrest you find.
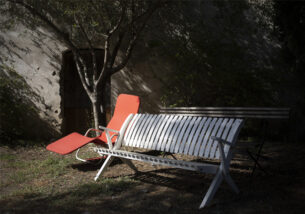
[47,132,96,155]
[92,148,218,174]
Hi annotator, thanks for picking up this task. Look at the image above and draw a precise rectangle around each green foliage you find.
[158,1,284,108]
[273,0,305,140]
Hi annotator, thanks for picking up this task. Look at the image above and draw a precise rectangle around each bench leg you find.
[94,155,114,181]
[223,173,239,194]
[199,170,223,209]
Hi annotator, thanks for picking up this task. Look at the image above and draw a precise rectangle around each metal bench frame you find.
[91,113,244,209]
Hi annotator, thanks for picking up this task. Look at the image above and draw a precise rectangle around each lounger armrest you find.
[98,126,120,134]
[98,126,120,149]
[84,128,103,137]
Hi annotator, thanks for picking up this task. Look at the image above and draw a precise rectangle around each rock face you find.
[0,18,66,139]
[0,1,284,140]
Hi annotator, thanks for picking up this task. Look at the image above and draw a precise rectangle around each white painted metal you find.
[156,115,176,151]
[164,115,183,152]
[169,116,188,153]
[129,113,146,147]
[183,117,202,155]
[134,114,150,148]
[204,118,224,158]
[151,114,170,150]
[198,118,218,157]
[189,117,207,155]
[124,114,140,147]
[93,147,218,174]
[114,114,135,149]
[213,118,234,159]
[223,119,244,159]
[160,115,180,152]
[174,116,193,153]
[137,114,155,148]
[193,117,212,156]
[178,117,197,154]
[208,118,228,159]
[144,114,164,149]
[158,115,178,151]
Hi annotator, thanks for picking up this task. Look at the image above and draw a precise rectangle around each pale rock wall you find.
[0,18,66,134]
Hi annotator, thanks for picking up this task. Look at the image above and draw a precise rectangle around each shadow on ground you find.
[0,141,304,214]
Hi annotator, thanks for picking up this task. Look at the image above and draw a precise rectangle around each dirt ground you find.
[0,140,305,214]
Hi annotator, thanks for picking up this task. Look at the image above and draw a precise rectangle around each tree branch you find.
[111,1,162,74]
[108,1,126,36]
[75,15,98,83]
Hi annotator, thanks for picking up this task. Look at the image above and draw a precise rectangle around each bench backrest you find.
[160,107,290,119]
[121,114,244,160]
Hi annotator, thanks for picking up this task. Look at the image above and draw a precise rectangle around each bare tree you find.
[4,0,163,131]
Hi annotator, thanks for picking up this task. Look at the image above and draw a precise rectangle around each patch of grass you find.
[0,146,139,204]
[0,153,16,161]
[72,177,139,197]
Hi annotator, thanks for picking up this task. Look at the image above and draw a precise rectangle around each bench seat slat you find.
[189,117,207,156]
[204,118,224,158]
[153,115,170,150]
[209,118,229,159]
[124,114,140,146]
[183,117,202,155]
[134,114,150,148]
[223,119,243,156]
[169,116,187,153]
[199,118,218,157]
[161,115,180,152]
[194,117,212,156]
[214,118,234,159]
[174,116,193,153]
[179,117,198,154]
[129,113,146,147]
[157,115,176,151]
[146,114,165,149]
[138,114,155,148]
[143,114,161,149]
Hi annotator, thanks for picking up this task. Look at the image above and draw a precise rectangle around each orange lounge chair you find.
[46,94,140,160]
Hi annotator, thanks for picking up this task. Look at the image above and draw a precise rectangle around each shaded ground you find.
[0,140,304,214]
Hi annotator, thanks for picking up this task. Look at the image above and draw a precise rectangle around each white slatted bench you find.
[92,113,244,209]
[160,107,290,175]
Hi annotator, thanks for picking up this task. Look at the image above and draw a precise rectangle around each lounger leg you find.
[223,173,239,194]
[119,158,138,172]
[199,170,223,209]
[94,155,114,181]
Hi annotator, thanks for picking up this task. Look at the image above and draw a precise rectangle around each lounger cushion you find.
[46,132,97,155]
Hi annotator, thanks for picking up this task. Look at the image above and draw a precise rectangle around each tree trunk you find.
[92,100,100,133]
[91,90,103,135]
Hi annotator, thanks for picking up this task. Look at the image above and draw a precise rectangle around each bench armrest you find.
[210,136,233,147]
[211,136,234,172]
